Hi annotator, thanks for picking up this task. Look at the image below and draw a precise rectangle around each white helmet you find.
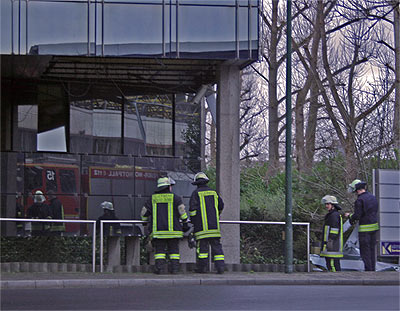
[321,195,338,205]
[33,190,46,204]
[101,201,114,211]
[192,172,209,185]
[157,177,171,188]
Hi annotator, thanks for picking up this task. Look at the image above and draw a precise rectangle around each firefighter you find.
[141,176,189,274]
[96,201,122,237]
[320,195,343,272]
[47,190,65,236]
[189,172,225,274]
[26,190,52,236]
[345,179,379,271]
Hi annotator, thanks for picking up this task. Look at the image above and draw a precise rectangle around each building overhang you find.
[1,54,254,99]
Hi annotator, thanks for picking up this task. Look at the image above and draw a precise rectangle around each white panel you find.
[379,198,400,213]
[379,170,400,184]
[380,213,400,227]
[378,185,400,199]
[380,227,400,241]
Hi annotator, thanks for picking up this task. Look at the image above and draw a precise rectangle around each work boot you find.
[216,267,224,274]
[169,260,180,274]
[194,265,206,274]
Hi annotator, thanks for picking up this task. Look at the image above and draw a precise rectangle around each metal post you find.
[92,222,96,273]
[100,220,104,272]
[87,0,90,56]
[176,0,179,58]
[26,0,28,54]
[18,0,21,54]
[248,0,252,59]
[235,0,239,59]
[102,0,104,56]
[162,0,165,57]
[11,0,14,54]
[307,223,310,273]
[284,0,293,274]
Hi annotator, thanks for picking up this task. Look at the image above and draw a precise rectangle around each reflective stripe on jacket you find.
[350,191,379,232]
[151,193,184,239]
[189,186,224,240]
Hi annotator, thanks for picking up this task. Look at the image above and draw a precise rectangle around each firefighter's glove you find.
[188,234,196,249]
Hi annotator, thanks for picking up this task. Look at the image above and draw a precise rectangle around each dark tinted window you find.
[60,169,76,193]
[24,166,43,193]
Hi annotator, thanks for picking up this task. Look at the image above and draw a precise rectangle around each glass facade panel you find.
[103,3,163,48]
[27,1,88,55]
[1,0,258,60]
[70,99,122,154]
[1,0,12,54]
[124,95,173,157]
[16,105,38,152]
[175,94,201,173]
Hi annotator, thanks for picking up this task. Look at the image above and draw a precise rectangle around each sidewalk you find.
[1,271,399,289]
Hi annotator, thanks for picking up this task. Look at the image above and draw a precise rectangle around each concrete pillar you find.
[125,236,140,266]
[106,236,121,271]
[216,64,241,264]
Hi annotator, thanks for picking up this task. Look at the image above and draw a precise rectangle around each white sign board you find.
[373,169,400,257]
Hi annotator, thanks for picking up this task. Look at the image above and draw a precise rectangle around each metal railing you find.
[99,220,146,273]
[220,220,310,272]
[0,218,310,273]
[0,218,97,272]
[100,219,310,273]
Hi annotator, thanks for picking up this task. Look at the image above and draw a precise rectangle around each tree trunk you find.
[266,0,281,182]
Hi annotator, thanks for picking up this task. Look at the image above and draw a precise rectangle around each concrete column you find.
[216,64,241,264]
[125,236,140,266]
[106,236,121,271]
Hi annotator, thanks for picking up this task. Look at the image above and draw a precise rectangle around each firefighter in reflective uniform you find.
[26,190,52,236]
[96,201,122,237]
[320,195,343,272]
[141,177,189,274]
[47,190,65,236]
[345,179,379,271]
[189,172,225,274]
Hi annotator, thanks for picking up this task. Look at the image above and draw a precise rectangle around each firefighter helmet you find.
[192,172,209,185]
[101,201,114,211]
[33,190,46,204]
[321,195,338,205]
[347,179,367,193]
[157,177,171,188]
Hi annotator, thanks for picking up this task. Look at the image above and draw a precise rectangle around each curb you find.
[1,278,398,289]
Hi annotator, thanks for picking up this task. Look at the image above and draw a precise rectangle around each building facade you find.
[1,0,259,264]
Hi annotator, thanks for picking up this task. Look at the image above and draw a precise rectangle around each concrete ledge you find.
[3,280,36,289]
[35,280,64,289]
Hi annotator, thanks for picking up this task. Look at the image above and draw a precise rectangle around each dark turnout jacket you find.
[350,191,379,232]
[320,208,343,258]
[189,184,224,240]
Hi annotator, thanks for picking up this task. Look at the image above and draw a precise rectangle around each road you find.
[1,285,399,310]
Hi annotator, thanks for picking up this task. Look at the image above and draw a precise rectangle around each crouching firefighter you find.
[141,177,189,274]
[189,172,225,274]
[320,195,343,272]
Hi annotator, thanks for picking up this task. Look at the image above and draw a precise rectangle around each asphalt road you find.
[1,285,399,310]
